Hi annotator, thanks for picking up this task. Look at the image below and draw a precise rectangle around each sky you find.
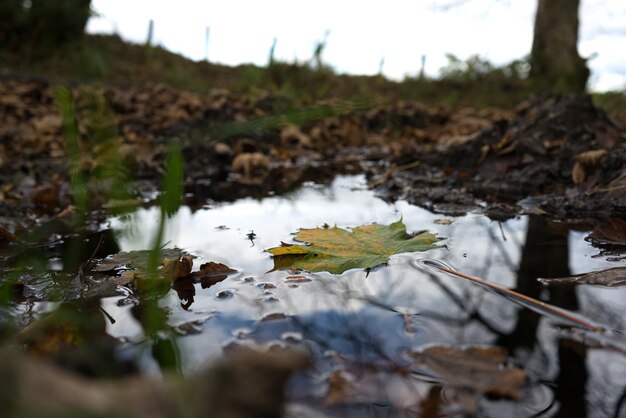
[86,0,626,92]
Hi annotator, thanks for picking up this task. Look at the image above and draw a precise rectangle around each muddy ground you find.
[0,77,624,235]
[1,77,626,417]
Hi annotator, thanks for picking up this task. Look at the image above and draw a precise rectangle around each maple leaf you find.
[266,219,442,274]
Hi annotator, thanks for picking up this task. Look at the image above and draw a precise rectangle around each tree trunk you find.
[530,0,589,93]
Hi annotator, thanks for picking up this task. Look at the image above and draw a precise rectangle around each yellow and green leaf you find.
[267,219,442,274]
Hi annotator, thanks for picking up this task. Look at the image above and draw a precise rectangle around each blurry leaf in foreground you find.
[408,345,526,399]
[91,250,237,288]
[92,249,189,273]
[539,266,626,287]
[267,220,441,274]
[586,218,626,247]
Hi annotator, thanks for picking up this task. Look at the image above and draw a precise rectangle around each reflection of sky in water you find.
[105,176,626,416]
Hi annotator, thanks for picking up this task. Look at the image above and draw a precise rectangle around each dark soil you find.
[376,95,625,221]
[0,78,624,235]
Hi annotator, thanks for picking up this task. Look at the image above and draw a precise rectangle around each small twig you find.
[415,258,601,331]
[498,221,507,241]
[98,305,116,324]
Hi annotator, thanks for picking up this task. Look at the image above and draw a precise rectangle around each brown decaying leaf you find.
[231,152,270,183]
[112,271,136,287]
[587,218,626,247]
[572,149,608,185]
[92,249,189,272]
[574,149,608,166]
[189,261,237,287]
[572,161,586,185]
[161,255,194,281]
[92,251,236,293]
[194,261,237,276]
[539,266,626,288]
[409,345,526,399]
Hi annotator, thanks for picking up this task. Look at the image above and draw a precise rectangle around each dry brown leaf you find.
[190,261,237,288]
[280,125,311,148]
[574,149,608,166]
[112,271,137,286]
[161,255,194,281]
[572,161,586,185]
[231,152,270,179]
[587,218,626,246]
[409,345,526,399]
[572,150,608,185]
[539,266,626,287]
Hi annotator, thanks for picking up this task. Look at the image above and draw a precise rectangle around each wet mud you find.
[1,79,623,232]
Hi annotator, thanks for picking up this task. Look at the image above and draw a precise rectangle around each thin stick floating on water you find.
[415,258,599,331]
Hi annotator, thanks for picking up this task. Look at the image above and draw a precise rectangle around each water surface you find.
[106,175,626,417]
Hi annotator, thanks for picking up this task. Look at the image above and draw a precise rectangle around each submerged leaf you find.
[92,248,189,273]
[267,220,441,274]
[409,345,526,399]
[539,266,626,287]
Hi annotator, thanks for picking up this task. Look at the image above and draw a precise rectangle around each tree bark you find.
[530,0,589,93]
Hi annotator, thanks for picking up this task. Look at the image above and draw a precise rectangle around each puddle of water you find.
[104,175,626,417]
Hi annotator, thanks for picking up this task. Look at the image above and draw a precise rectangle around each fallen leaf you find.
[280,124,311,148]
[587,219,626,247]
[408,345,525,399]
[92,249,190,272]
[193,261,237,277]
[267,220,441,274]
[434,218,453,225]
[190,261,237,287]
[539,266,626,287]
[112,271,136,286]
[572,149,608,185]
[574,149,608,166]
[572,161,586,185]
[161,255,194,281]
[231,152,270,182]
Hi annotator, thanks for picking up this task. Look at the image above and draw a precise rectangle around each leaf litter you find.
[0,79,623,417]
